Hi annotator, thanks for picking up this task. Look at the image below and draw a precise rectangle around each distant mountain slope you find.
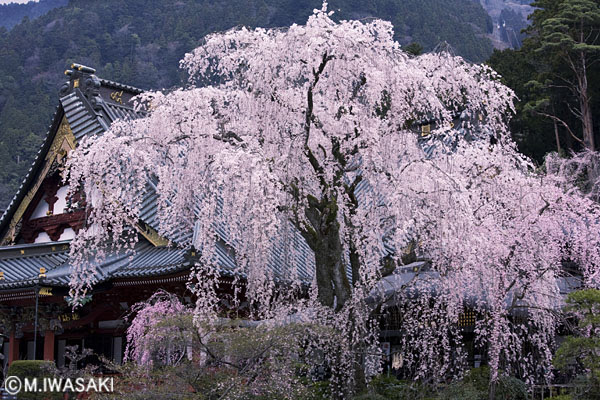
[478,0,534,49]
[0,0,494,208]
[0,0,67,30]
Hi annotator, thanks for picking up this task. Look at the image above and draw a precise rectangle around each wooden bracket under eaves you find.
[136,222,169,247]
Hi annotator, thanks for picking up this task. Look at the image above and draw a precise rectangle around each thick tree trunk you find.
[554,120,561,154]
[312,223,364,398]
[580,88,595,151]
[301,196,352,310]
[313,228,351,310]
[489,379,497,400]
[552,104,561,154]
[578,51,595,151]
[299,197,365,397]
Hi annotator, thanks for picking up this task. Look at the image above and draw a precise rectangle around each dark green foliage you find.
[403,42,423,56]
[5,360,62,400]
[487,0,600,162]
[368,375,434,399]
[438,382,486,400]
[355,375,434,400]
[352,393,389,400]
[0,0,67,30]
[6,359,54,380]
[439,367,528,400]
[356,370,527,400]
[527,0,600,151]
[467,367,527,399]
[487,47,558,162]
[0,0,494,209]
[554,289,600,400]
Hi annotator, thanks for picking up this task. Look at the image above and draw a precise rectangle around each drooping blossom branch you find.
[67,2,600,391]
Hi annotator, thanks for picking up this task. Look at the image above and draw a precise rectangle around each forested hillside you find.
[0,0,494,208]
[487,0,600,162]
[0,0,67,30]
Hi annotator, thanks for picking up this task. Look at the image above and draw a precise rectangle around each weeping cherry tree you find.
[66,3,600,396]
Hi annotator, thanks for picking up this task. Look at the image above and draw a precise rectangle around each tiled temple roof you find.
[0,63,315,290]
[0,241,188,289]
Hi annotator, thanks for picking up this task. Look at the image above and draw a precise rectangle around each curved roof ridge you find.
[0,105,64,239]
[99,78,144,95]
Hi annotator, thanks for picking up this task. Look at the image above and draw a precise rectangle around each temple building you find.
[0,64,201,369]
[0,63,315,371]
[0,64,582,382]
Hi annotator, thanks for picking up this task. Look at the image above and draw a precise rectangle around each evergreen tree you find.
[555,289,600,399]
[487,0,600,160]
[527,0,600,150]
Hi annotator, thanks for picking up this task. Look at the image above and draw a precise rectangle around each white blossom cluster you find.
[67,3,600,391]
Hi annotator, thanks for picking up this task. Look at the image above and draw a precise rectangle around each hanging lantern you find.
[392,352,403,370]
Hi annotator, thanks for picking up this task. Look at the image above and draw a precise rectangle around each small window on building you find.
[458,310,476,327]
[421,124,431,137]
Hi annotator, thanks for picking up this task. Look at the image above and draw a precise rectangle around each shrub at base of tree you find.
[356,368,528,400]
[6,360,63,400]
[554,289,600,400]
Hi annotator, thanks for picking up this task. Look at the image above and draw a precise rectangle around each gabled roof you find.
[0,64,177,289]
[0,63,316,290]
[0,64,145,242]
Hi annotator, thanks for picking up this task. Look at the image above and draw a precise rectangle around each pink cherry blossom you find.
[66,3,600,392]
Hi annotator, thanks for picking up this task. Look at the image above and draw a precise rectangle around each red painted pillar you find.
[43,330,55,361]
[8,331,20,365]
